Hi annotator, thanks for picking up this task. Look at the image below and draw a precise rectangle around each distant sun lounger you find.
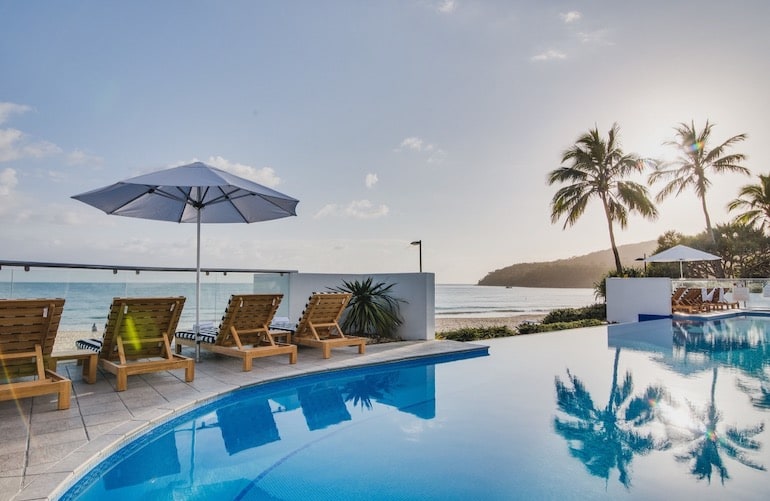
[280,292,366,359]
[175,293,297,371]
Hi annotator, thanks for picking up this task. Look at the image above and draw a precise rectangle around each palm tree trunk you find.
[701,194,726,278]
[701,194,715,244]
[603,199,623,275]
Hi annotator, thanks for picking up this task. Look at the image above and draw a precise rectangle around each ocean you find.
[0,282,596,331]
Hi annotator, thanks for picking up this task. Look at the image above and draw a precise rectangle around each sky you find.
[2,1,770,284]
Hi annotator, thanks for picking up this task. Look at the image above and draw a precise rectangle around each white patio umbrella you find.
[643,244,722,278]
[72,161,299,361]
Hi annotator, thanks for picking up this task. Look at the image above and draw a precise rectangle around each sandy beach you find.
[434,314,546,332]
[52,315,545,351]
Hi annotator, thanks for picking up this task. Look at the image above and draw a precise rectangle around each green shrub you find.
[436,326,516,342]
[517,318,604,334]
[542,304,606,324]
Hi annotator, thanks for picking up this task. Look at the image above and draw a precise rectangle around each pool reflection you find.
[554,317,769,489]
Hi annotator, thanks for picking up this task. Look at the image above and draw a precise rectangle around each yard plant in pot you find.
[330,278,406,342]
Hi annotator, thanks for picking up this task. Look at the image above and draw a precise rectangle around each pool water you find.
[62,316,770,500]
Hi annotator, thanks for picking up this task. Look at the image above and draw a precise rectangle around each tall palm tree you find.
[548,123,658,275]
[649,120,749,244]
[727,174,770,234]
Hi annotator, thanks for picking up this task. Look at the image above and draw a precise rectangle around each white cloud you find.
[396,136,446,163]
[67,149,104,167]
[365,173,378,188]
[313,200,389,219]
[313,203,339,219]
[0,102,31,125]
[398,136,426,152]
[204,155,281,187]
[0,167,18,196]
[531,49,567,62]
[560,11,582,24]
[345,200,389,219]
[577,30,613,46]
[436,0,456,14]
[0,127,62,162]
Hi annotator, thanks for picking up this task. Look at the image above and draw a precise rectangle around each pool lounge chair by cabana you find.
[175,294,297,371]
[0,298,71,410]
[287,292,366,359]
[91,297,193,391]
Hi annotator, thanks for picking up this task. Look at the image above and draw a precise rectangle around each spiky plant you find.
[330,278,405,340]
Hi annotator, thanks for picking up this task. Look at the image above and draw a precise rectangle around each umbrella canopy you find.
[72,161,299,360]
[644,244,721,278]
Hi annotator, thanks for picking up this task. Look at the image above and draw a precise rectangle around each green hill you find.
[478,241,658,288]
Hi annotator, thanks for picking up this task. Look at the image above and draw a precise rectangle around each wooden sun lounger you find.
[290,292,366,359]
[0,298,71,410]
[95,297,194,391]
[175,294,297,371]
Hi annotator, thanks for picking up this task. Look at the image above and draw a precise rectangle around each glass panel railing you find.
[0,264,292,333]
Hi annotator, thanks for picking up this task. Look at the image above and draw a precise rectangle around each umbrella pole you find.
[195,207,201,362]
[679,261,683,279]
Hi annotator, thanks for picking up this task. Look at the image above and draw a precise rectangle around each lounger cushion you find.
[175,326,218,344]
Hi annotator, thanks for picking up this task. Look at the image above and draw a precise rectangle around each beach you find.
[435,314,546,332]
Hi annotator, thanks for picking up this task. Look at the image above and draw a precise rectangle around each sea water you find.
[0,281,595,331]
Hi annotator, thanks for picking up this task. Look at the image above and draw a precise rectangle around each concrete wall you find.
[285,272,435,341]
[606,277,672,324]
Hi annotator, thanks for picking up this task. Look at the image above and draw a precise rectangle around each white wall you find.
[606,277,672,324]
[285,272,435,341]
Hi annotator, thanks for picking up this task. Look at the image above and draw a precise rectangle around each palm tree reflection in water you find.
[674,367,765,483]
[554,347,670,488]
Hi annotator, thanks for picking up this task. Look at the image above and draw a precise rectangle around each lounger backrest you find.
[217,294,282,347]
[0,298,65,379]
[100,297,185,361]
[295,293,351,337]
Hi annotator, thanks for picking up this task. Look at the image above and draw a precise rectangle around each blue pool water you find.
[62,316,770,499]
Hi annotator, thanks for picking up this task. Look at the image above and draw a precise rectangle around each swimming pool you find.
[61,316,770,499]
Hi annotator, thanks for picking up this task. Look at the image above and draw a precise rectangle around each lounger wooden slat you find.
[175,294,297,371]
[0,298,71,410]
[95,297,194,391]
[291,292,366,359]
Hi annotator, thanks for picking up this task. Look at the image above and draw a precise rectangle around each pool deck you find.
[2,339,486,501]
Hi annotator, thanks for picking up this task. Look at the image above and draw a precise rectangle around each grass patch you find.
[436,326,516,342]
[517,318,604,334]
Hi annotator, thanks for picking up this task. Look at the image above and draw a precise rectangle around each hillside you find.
[478,241,658,288]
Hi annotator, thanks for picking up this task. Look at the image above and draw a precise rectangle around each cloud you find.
[436,0,457,14]
[0,128,62,162]
[67,149,104,167]
[577,29,613,46]
[313,200,389,219]
[0,102,31,125]
[396,136,446,163]
[365,173,378,189]
[0,167,18,196]
[204,155,281,187]
[560,11,581,23]
[398,136,427,152]
[531,49,567,62]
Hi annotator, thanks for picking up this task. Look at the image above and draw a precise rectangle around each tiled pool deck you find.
[2,340,486,501]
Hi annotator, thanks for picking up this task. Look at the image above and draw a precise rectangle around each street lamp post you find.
[410,240,422,272]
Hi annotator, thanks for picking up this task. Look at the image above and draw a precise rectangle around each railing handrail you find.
[0,260,297,275]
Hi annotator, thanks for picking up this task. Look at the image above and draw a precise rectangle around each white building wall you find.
[606,277,672,323]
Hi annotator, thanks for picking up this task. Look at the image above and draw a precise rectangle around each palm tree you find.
[727,174,770,233]
[649,120,749,244]
[548,123,658,275]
